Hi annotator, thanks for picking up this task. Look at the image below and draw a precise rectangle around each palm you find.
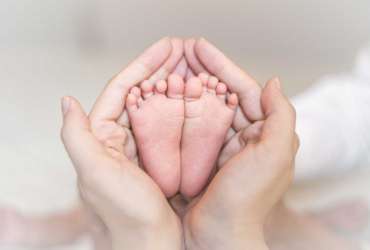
[66,38,186,231]
[91,117,138,162]
[88,119,170,222]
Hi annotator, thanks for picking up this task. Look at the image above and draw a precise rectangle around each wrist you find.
[185,208,268,250]
[186,227,268,250]
[239,229,269,250]
[111,211,183,250]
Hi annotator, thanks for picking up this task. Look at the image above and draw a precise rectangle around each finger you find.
[147,37,184,84]
[259,78,296,149]
[194,38,264,121]
[225,127,236,142]
[89,37,172,123]
[185,38,252,129]
[117,38,183,127]
[117,110,130,128]
[218,121,263,167]
[184,38,208,74]
[241,120,264,143]
[232,106,251,131]
[218,130,244,167]
[61,97,114,175]
[123,127,138,162]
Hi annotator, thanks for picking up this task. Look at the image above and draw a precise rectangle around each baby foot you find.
[181,73,238,198]
[127,74,185,197]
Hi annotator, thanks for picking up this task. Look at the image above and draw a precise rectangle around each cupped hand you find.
[184,38,264,129]
[177,38,300,249]
[60,36,298,250]
[61,37,184,250]
[183,78,299,250]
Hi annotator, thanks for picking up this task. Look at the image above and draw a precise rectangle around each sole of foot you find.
[180,73,238,198]
[127,74,185,197]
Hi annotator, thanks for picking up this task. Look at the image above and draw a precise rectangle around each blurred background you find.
[0,1,369,249]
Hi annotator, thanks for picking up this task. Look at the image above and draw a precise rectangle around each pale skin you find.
[0,37,359,250]
[60,75,298,250]
[61,37,185,250]
[183,39,359,250]
[126,73,239,198]
[59,36,299,250]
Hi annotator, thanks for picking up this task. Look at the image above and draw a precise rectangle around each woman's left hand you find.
[61,38,184,250]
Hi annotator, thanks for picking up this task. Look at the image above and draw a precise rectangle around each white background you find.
[0,1,369,249]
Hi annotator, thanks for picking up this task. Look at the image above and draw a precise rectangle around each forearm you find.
[217,229,269,250]
[13,207,88,247]
[111,230,183,250]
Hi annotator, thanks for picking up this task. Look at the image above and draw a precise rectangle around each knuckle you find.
[286,165,295,184]
[287,102,296,119]
[294,133,300,152]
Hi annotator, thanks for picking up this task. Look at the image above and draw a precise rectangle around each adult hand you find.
[183,78,299,250]
[61,37,184,250]
[184,37,270,175]
[185,38,264,130]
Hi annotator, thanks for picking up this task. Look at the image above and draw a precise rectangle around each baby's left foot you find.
[181,73,238,198]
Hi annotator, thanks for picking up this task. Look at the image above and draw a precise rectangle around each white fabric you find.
[293,46,370,182]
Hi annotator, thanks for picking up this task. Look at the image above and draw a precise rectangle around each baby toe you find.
[155,80,167,95]
[227,93,239,110]
[216,82,227,102]
[130,86,144,106]
[185,77,203,100]
[126,93,139,112]
[130,86,141,97]
[140,80,154,99]
[167,74,185,99]
[207,76,219,94]
[198,72,210,86]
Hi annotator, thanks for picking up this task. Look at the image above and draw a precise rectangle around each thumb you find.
[259,78,296,149]
[61,96,90,132]
[61,96,107,174]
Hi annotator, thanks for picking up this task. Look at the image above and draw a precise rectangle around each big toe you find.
[167,74,185,99]
[185,77,203,100]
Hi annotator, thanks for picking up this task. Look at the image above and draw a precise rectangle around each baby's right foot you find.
[127,74,185,197]
[181,73,238,198]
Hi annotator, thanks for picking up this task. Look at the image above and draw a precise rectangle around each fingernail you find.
[274,77,281,90]
[62,96,70,115]
[198,37,207,43]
